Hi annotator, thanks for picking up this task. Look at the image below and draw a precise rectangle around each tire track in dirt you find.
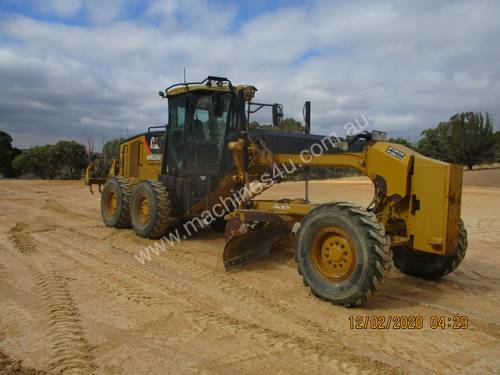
[51,226,397,374]
[43,199,91,221]
[38,231,195,308]
[33,194,395,374]
[94,277,159,307]
[39,230,383,374]
[0,349,47,375]
[8,225,94,375]
[35,205,316,330]
[469,218,500,241]
[182,309,368,374]
[90,227,500,372]
[48,219,488,374]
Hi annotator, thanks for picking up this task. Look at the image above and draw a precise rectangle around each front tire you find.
[296,202,391,306]
[393,220,467,280]
[130,181,173,239]
[101,177,133,228]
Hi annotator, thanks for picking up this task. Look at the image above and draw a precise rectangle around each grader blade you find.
[223,221,290,271]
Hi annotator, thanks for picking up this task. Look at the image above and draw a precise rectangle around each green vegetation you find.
[495,131,500,162]
[1,130,123,180]
[12,140,87,179]
[249,118,304,133]
[0,131,21,177]
[417,112,496,169]
[89,138,123,177]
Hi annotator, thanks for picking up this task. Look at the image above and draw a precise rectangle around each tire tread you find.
[296,202,392,306]
[148,182,173,239]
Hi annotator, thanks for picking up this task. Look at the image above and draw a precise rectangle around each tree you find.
[417,112,496,169]
[279,118,304,133]
[97,138,123,176]
[248,118,304,133]
[249,121,266,129]
[388,137,415,150]
[13,145,58,179]
[85,138,123,177]
[447,112,496,169]
[12,140,87,179]
[417,125,449,161]
[52,140,87,179]
[495,131,500,162]
[0,131,21,177]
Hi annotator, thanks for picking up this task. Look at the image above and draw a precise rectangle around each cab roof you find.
[166,84,232,97]
[161,76,256,98]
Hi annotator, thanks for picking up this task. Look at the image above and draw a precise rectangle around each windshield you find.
[191,92,232,142]
[189,92,232,162]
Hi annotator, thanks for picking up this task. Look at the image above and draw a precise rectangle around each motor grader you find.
[86,76,467,306]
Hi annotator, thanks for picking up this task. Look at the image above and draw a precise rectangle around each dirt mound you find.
[463,168,500,188]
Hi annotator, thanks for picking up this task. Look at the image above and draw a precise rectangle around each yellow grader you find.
[86,76,467,306]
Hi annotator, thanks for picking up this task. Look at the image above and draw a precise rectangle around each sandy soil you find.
[0,178,499,375]
[463,168,500,188]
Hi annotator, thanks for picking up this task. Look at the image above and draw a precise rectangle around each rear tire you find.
[130,181,173,239]
[101,177,133,228]
[393,219,467,280]
[296,202,391,306]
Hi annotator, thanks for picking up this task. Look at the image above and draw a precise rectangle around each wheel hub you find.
[311,227,356,281]
[105,191,118,216]
[136,196,151,225]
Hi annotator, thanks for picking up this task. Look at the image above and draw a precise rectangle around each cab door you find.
[166,95,187,176]
[185,93,230,207]
[186,93,231,174]
[129,140,142,178]
[163,92,231,215]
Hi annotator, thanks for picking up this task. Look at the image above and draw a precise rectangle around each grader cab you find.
[86,76,467,306]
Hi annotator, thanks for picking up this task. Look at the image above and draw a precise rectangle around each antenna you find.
[183,67,186,84]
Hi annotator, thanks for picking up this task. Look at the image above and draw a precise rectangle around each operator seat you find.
[192,119,206,140]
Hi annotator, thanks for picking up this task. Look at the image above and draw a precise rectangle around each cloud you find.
[84,0,126,24]
[39,0,82,18]
[1,0,499,149]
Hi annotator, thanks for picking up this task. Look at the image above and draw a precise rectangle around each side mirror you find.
[272,103,283,128]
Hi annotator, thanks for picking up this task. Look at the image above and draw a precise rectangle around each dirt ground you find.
[0,178,499,375]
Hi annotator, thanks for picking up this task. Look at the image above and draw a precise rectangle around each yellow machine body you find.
[365,142,463,255]
[117,134,163,182]
[84,133,163,193]
[227,140,463,257]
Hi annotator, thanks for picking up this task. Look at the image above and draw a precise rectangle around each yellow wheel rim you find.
[105,191,118,217]
[136,195,151,225]
[310,226,356,281]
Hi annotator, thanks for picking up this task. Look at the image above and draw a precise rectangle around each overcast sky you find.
[1,0,499,149]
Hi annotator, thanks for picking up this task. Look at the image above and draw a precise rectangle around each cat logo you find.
[150,136,161,150]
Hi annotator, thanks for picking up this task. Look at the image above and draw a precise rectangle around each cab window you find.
[168,95,186,143]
